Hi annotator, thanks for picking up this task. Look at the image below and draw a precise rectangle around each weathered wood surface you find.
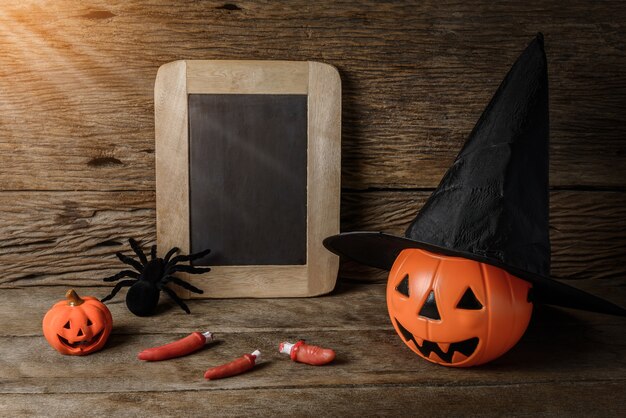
[1,382,624,417]
[0,191,155,286]
[1,191,623,287]
[0,0,625,190]
[0,0,625,415]
[3,381,625,418]
[0,0,624,291]
[0,282,624,415]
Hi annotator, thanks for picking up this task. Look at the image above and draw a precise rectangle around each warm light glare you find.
[1,3,110,94]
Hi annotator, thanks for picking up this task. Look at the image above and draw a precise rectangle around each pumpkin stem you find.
[66,289,85,306]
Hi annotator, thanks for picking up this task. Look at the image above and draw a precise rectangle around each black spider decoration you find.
[101,238,210,316]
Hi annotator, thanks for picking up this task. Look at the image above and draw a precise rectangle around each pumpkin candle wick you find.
[65,289,85,306]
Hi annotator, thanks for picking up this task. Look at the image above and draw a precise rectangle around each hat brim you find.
[323,231,626,316]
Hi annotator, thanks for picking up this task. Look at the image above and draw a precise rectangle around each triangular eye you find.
[456,287,483,310]
[395,274,410,297]
[418,290,441,320]
[63,321,71,329]
[87,319,93,326]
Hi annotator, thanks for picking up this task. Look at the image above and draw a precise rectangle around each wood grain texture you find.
[186,60,308,94]
[4,329,626,393]
[0,191,155,286]
[0,2,624,415]
[154,59,189,288]
[0,283,390,337]
[1,382,624,417]
[0,282,624,415]
[0,0,623,292]
[306,61,342,295]
[0,1,624,190]
[0,190,623,288]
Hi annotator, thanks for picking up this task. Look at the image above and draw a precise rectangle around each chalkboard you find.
[155,60,341,297]
[188,94,308,266]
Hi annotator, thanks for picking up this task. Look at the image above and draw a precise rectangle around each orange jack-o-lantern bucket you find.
[387,249,533,367]
[323,34,626,369]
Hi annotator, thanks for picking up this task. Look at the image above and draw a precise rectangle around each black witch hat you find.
[324,34,626,316]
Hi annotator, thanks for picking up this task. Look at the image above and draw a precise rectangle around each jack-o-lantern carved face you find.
[43,290,113,356]
[387,249,533,367]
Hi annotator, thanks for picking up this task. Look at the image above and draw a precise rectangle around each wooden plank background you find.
[0,0,624,288]
[1,1,625,416]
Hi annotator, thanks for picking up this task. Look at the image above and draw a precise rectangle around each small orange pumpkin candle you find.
[42,289,113,355]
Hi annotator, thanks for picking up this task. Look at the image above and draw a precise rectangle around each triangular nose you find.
[418,290,441,320]
[77,329,84,337]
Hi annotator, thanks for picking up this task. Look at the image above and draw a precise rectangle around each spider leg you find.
[166,264,211,275]
[163,247,179,264]
[129,238,148,266]
[102,270,139,282]
[158,284,191,314]
[163,275,204,294]
[150,245,157,260]
[116,252,144,273]
[101,279,137,302]
[166,249,211,270]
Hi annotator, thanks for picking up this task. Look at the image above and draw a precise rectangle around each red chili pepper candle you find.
[138,331,214,361]
[279,340,335,366]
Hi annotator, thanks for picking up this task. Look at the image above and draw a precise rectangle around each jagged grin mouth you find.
[395,319,479,363]
[57,330,104,350]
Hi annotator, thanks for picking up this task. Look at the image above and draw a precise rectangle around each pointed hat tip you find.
[536,32,544,44]
[532,32,545,53]
[525,32,546,61]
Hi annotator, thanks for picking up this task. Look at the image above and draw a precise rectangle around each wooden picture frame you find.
[155,60,341,298]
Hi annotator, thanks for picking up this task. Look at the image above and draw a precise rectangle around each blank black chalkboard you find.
[188,94,308,266]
